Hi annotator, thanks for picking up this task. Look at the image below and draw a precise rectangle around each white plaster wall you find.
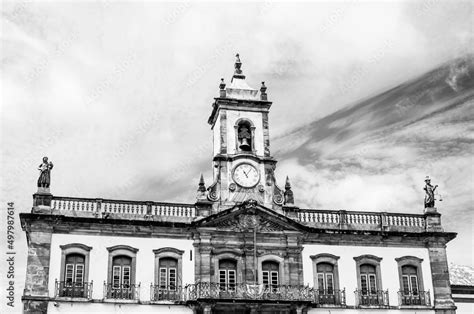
[302,244,434,307]
[49,234,194,301]
[47,301,192,313]
[456,302,474,314]
[225,110,264,155]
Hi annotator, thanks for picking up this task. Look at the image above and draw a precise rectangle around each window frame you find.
[212,249,244,285]
[106,245,138,286]
[153,247,184,290]
[354,254,383,293]
[59,243,92,287]
[234,118,256,153]
[311,253,341,293]
[395,256,425,295]
[258,255,285,286]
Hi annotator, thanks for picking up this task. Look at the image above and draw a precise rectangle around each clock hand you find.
[243,170,248,178]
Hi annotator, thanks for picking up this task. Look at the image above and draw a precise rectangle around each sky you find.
[0,0,473,310]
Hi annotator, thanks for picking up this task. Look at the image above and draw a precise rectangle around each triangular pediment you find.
[193,200,305,232]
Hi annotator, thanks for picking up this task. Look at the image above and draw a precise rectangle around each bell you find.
[239,138,251,151]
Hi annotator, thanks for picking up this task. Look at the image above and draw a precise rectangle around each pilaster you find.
[22,221,53,314]
[428,242,456,314]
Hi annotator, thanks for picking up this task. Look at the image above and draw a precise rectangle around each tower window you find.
[237,120,252,152]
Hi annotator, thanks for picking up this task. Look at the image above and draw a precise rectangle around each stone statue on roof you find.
[38,157,53,188]
[423,176,438,208]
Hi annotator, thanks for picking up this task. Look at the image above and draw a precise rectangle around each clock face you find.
[233,163,260,188]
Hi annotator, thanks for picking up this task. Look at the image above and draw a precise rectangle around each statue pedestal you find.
[424,207,443,232]
[424,206,438,214]
[32,188,53,213]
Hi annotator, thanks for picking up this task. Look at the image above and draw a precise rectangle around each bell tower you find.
[205,54,285,211]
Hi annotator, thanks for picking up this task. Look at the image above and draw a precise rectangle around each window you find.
[219,259,237,291]
[234,119,255,152]
[65,254,84,285]
[106,245,139,300]
[262,261,279,291]
[360,264,377,295]
[317,262,334,294]
[310,253,343,305]
[152,247,184,301]
[354,255,387,307]
[112,255,132,288]
[159,257,177,291]
[402,265,419,295]
[58,243,92,298]
[395,256,428,306]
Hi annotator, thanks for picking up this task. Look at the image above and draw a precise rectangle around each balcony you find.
[187,283,319,302]
[355,289,389,307]
[103,283,140,301]
[54,280,93,299]
[315,289,346,306]
[398,291,431,307]
[150,285,185,302]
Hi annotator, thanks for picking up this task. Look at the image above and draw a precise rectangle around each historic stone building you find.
[21,55,458,314]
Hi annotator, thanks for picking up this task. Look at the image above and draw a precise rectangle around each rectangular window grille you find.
[317,273,325,291]
[361,274,368,295]
[410,275,419,295]
[219,270,227,291]
[159,268,167,289]
[270,271,278,289]
[402,275,410,294]
[65,264,74,284]
[228,270,236,290]
[122,266,131,287]
[75,264,84,284]
[262,271,269,288]
[169,268,177,291]
[326,273,334,294]
[368,274,377,294]
[113,266,121,288]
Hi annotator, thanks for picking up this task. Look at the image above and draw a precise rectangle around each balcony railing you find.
[103,283,140,300]
[50,196,196,220]
[398,291,431,306]
[187,283,318,302]
[298,209,426,232]
[150,285,185,302]
[315,289,346,306]
[355,290,389,307]
[54,280,93,298]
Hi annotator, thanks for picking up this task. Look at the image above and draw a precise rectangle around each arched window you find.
[235,119,254,152]
[395,256,427,306]
[360,264,377,295]
[311,253,342,305]
[401,265,419,295]
[58,243,92,298]
[262,261,279,290]
[159,257,177,291]
[106,245,138,300]
[112,255,132,288]
[64,254,85,285]
[354,255,386,307]
[317,262,334,294]
[219,259,237,291]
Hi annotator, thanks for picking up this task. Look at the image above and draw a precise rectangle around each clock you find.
[233,163,260,188]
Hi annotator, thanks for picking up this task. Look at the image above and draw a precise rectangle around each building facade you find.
[21,55,458,314]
